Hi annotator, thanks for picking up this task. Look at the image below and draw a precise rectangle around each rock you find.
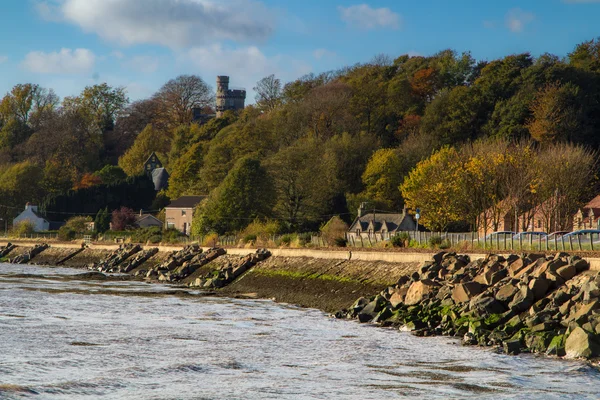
[508,258,529,276]
[396,275,410,287]
[528,278,550,301]
[432,252,447,264]
[572,259,590,273]
[508,286,534,313]
[474,262,504,285]
[565,300,599,325]
[565,327,600,359]
[451,282,485,303]
[555,264,576,281]
[495,284,519,303]
[546,334,566,357]
[470,296,505,316]
[503,339,522,355]
[389,288,408,308]
[404,280,440,306]
[551,290,572,307]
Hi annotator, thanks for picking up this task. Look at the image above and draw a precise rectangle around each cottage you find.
[13,203,63,232]
[136,212,163,229]
[574,195,600,230]
[347,203,416,241]
[164,196,206,235]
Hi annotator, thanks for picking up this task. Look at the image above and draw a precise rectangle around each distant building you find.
[135,211,163,229]
[164,196,207,235]
[574,195,600,230]
[13,203,64,232]
[216,76,246,118]
[144,152,169,191]
[347,203,416,241]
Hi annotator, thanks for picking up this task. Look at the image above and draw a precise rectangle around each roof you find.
[151,168,169,191]
[144,152,161,166]
[580,195,600,218]
[348,212,414,233]
[136,214,161,222]
[166,196,207,209]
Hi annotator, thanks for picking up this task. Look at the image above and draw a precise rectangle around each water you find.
[1,263,599,399]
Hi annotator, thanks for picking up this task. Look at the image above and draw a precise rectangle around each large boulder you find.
[565,327,600,359]
[565,300,599,325]
[470,295,505,316]
[474,262,504,285]
[495,283,519,303]
[528,277,550,301]
[404,280,440,305]
[389,287,409,308]
[555,264,576,281]
[508,285,534,313]
[452,282,485,303]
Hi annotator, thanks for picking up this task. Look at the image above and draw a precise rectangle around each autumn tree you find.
[254,74,282,112]
[360,148,405,210]
[526,81,582,143]
[153,75,214,127]
[74,173,103,190]
[111,207,137,231]
[63,83,128,131]
[118,124,170,176]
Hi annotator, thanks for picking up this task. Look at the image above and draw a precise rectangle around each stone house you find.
[573,195,600,230]
[13,203,63,232]
[164,196,206,235]
[144,152,169,192]
[347,203,416,241]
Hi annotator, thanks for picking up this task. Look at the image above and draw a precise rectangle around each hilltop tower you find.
[215,76,246,118]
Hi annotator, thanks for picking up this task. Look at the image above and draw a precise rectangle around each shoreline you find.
[3,242,600,366]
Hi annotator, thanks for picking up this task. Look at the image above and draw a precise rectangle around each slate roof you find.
[151,168,170,191]
[348,212,414,233]
[166,196,207,209]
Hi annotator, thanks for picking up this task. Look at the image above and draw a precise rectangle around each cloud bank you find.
[338,4,401,30]
[22,48,95,74]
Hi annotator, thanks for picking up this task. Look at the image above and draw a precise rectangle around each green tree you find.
[94,208,111,233]
[63,83,128,131]
[118,124,170,176]
[167,142,206,199]
[361,148,405,210]
[192,157,274,235]
[94,165,127,185]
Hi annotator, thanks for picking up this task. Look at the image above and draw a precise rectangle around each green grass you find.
[255,269,360,284]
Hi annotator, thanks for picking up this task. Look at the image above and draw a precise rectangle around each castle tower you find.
[215,75,246,118]
[216,76,229,118]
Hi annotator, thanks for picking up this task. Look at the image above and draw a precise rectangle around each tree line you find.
[1,39,600,234]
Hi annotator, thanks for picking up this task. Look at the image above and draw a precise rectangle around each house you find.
[347,203,416,241]
[573,195,600,230]
[135,212,163,229]
[151,168,169,192]
[165,196,207,235]
[144,152,163,173]
[13,203,64,232]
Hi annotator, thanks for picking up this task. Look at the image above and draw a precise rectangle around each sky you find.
[0,0,599,103]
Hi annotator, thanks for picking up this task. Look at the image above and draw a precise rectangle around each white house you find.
[13,203,50,232]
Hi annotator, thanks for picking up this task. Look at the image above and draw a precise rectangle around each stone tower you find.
[215,76,246,118]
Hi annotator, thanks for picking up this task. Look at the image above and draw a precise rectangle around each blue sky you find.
[0,0,599,103]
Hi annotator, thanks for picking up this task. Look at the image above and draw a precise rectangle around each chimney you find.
[140,209,143,216]
[358,202,367,218]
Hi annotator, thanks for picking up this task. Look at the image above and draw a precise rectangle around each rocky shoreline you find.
[3,242,600,363]
[336,251,600,363]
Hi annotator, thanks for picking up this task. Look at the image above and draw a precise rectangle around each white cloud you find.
[125,55,160,74]
[0,56,8,64]
[338,4,401,30]
[22,48,95,74]
[506,8,535,33]
[37,0,275,48]
[313,48,336,60]
[182,44,311,102]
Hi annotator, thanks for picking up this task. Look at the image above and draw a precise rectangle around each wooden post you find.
[519,235,523,251]
[561,236,565,251]
[511,235,514,251]
[569,235,573,251]
[591,233,594,252]
[578,235,582,251]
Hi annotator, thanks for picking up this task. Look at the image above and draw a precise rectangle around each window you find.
[356,229,361,235]
[181,210,187,216]
[167,222,175,229]
[537,220,542,229]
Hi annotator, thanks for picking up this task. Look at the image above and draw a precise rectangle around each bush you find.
[11,221,35,237]
[278,234,294,246]
[298,232,312,246]
[429,235,443,247]
[390,232,411,247]
[243,234,257,244]
[202,232,219,247]
[162,228,184,243]
[320,216,349,246]
[58,226,77,241]
[242,219,281,242]
[64,216,93,233]
[334,237,347,247]
[130,226,162,243]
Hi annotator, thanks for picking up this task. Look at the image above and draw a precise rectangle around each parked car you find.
[544,231,569,241]
[562,229,600,238]
[512,232,547,240]
[474,231,515,242]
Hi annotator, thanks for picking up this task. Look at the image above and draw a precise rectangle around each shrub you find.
[334,237,348,247]
[429,235,443,247]
[242,219,281,242]
[163,228,184,243]
[130,227,162,243]
[243,234,257,244]
[278,234,294,246]
[202,232,219,247]
[298,232,312,246]
[58,226,77,241]
[320,216,349,246]
[10,221,35,237]
[390,232,411,247]
[65,216,93,233]
[111,207,137,231]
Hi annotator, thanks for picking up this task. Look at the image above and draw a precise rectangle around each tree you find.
[74,173,103,190]
[95,208,111,233]
[400,147,463,231]
[360,148,405,210]
[118,124,170,176]
[569,38,600,72]
[111,206,137,231]
[526,82,582,143]
[192,157,274,235]
[254,74,282,112]
[63,83,128,131]
[167,142,206,199]
[94,165,127,185]
[153,75,214,127]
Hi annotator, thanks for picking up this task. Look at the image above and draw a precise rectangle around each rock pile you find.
[87,244,141,272]
[0,243,16,258]
[11,243,49,264]
[191,249,271,288]
[137,245,226,282]
[337,252,600,360]
[118,248,159,273]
